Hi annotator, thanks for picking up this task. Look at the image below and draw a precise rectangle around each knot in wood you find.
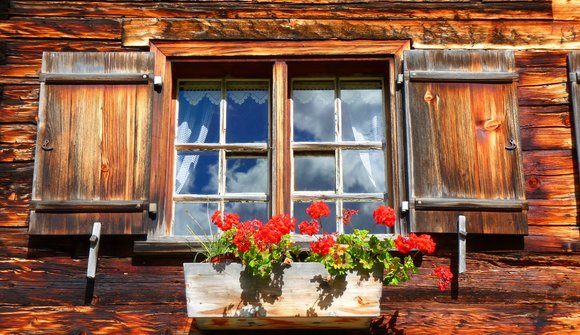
[424,91,434,103]
[100,164,109,173]
[484,119,502,131]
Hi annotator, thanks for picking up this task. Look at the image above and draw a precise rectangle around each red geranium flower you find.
[342,209,359,225]
[394,234,414,254]
[310,233,335,256]
[373,205,396,227]
[413,234,436,254]
[306,201,331,219]
[433,265,453,291]
[299,220,320,236]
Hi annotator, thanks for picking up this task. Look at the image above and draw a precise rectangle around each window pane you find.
[175,151,219,195]
[341,81,384,142]
[226,157,268,193]
[174,202,219,236]
[343,150,385,193]
[224,202,268,222]
[294,155,335,191]
[342,202,388,234]
[177,82,221,144]
[226,81,269,143]
[293,81,335,142]
[294,202,338,233]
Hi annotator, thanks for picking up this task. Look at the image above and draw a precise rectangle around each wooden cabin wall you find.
[0,1,579,334]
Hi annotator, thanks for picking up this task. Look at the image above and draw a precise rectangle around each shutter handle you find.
[41,139,53,151]
[505,138,517,151]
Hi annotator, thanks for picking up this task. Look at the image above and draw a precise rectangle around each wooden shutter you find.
[30,52,154,235]
[403,50,527,234]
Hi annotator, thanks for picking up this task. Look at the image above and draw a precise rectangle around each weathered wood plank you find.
[0,64,39,79]
[553,0,580,21]
[515,50,568,68]
[0,228,28,257]
[518,83,569,106]
[519,105,570,129]
[517,67,567,87]
[0,144,35,162]
[525,173,578,200]
[9,1,554,20]
[521,127,573,151]
[3,40,133,65]
[523,150,574,176]
[0,124,36,144]
[0,19,121,40]
[525,226,580,253]
[122,19,580,49]
[528,199,578,226]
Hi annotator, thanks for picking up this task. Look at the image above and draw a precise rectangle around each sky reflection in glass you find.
[341,81,384,142]
[175,151,218,195]
[225,202,268,222]
[174,202,219,236]
[294,155,335,191]
[343,150,385,193]
[226,158,267,193]
[226,81,269,143]
[293,81,335,142]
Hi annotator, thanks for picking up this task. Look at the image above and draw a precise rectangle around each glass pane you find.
[226,157,268,193]
[226,81,269,143]
[294,202,337,233]
[175,151,219,195]
[343,150,385,193]
[174,202,219,236]
[342,202,389,234]
[293,81,335,142]
[341,81,384,142]
[224,202,268,222]
[177,81,221,144]
[294,155,335,191]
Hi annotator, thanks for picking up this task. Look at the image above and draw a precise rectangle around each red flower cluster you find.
[433,265,453,291]
[306,201,331,219]
[299,220,320,236]
[342,209,359,225]
[211,210,239,231]
[212,210,296,253]
[373,205,396,227]
[310,233,335,256]
[394,233,436,254]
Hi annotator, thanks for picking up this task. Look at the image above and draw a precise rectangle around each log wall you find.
[0,1,579,334]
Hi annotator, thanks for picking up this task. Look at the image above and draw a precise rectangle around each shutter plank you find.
[30,52,153,235]
[404,50,526,234]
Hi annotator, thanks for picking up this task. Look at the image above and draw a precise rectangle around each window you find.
[169,59,394,236]
[173,79,270,235]
[30,41,527,246]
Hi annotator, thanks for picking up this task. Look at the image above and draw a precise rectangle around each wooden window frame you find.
[136,40,410,253]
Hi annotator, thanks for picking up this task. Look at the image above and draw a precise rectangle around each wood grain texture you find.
[404,50,526,234]
[0,19,121,40]
[9,0,553,20]
[122,19,580,49]
[30,52,154,235]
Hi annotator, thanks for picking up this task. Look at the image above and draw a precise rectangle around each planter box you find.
[183,262,383,330]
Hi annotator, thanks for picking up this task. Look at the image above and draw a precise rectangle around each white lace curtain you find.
[175,86,268,194]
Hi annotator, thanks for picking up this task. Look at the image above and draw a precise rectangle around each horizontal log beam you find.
[122,19,580,49]
[0,19,120,40]
[9,0,553,20]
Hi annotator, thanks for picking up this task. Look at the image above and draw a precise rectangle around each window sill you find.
[133,234,396,255]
